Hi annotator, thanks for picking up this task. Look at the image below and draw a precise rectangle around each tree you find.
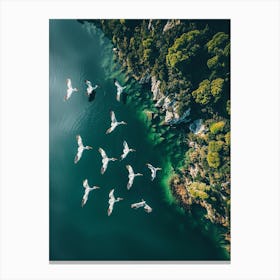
[192,79,211,105]
[189,182,211,200]
[210,78,224,101]
[166,30,202,69]
[210,121,225,134]
[207,152,221,168]
[208,141,223,152]
[206,32,229,55]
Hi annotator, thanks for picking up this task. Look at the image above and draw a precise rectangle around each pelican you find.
[98,147,117,174]
[74,135,93,164]
[85,79,98,96]
[146,163,162,181]
[126,165,143,190]
[108,189,123,216]
[120,140,136,160]
[131,199,153,213]
[81,179,100,207]
[65,78,78,100]
[106,111,127,134]
[114,79,126,102]
[131,199,146,209]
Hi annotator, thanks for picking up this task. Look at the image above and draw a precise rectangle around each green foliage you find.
[192,78,224,105]
[223,43,230,57]
[208,141,223,152]
[210,121,225,134]
[207,55,219,69]
[225,132,230,146]
[206,32,229,54]
[142,38,153,48]
[211,78,224,98]
[192,79,211,105]
[189,182,211,200]
[166,30,202,69]
[226,100,230,115]
[207,152,221,168]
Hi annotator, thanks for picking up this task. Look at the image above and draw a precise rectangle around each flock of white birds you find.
[65,77,162,216]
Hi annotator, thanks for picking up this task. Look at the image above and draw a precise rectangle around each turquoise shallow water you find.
[49,19,226,261]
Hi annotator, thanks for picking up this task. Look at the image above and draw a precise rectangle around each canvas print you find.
[49,19,230,261]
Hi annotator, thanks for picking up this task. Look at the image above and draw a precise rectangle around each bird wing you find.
[107,204,113,216]
[144,203,152,213]
[74,149,82,164]
[114,80,121,89]
[106,126,113,134]
[66,78,72,89]
[109,189,115,199]
[76,135,83,147]
[85,80,92,87]
[147,163,154,171]
[127,177,134,190]
[151,169,156,180]
[123,141,129,151]
[98,148,107,159]
[116,90,121,102]
[126,165,134,175]
[110,111,117,123]
[101,161,108,174]
[83,179,89,189]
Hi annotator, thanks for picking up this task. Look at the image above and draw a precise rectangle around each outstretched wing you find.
[107,205,113,216]
[144,203,152,213]
[66,78,72,89]
[126,165,134,176]
[146,163,154,171]
[83,179,89,189]
[123,141,129,151]
[98,147,107,159]
[110,111,117,123]
[106,127,113,134]
[114,79,121,89]
[76,135,83,147]
[109,189,115,199]
[85,80,92,87]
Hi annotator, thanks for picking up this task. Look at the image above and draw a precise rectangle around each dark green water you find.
[49,20,225,261]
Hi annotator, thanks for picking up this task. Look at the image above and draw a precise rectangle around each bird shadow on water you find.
[88,91,96,102]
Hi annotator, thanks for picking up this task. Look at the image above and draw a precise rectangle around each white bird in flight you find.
[131,199,146,209]
[120,141,136,160]
[146,163,162,181]
[98,147,117,174]
[81,179,100,207]
[126,165,143,190]
[85,79,98,96]
[74,135,93,164]
[114,79,126,102]
[65,78,78,101]
[107,189,123,216]
[131,199,153,213]
[106,111,127,134]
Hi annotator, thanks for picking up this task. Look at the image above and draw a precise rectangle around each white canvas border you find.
[0,0,279,279]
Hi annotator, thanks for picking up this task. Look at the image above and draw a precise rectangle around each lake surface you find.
[49,19,226,261]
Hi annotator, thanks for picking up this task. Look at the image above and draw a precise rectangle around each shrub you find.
[210,121,225,134]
